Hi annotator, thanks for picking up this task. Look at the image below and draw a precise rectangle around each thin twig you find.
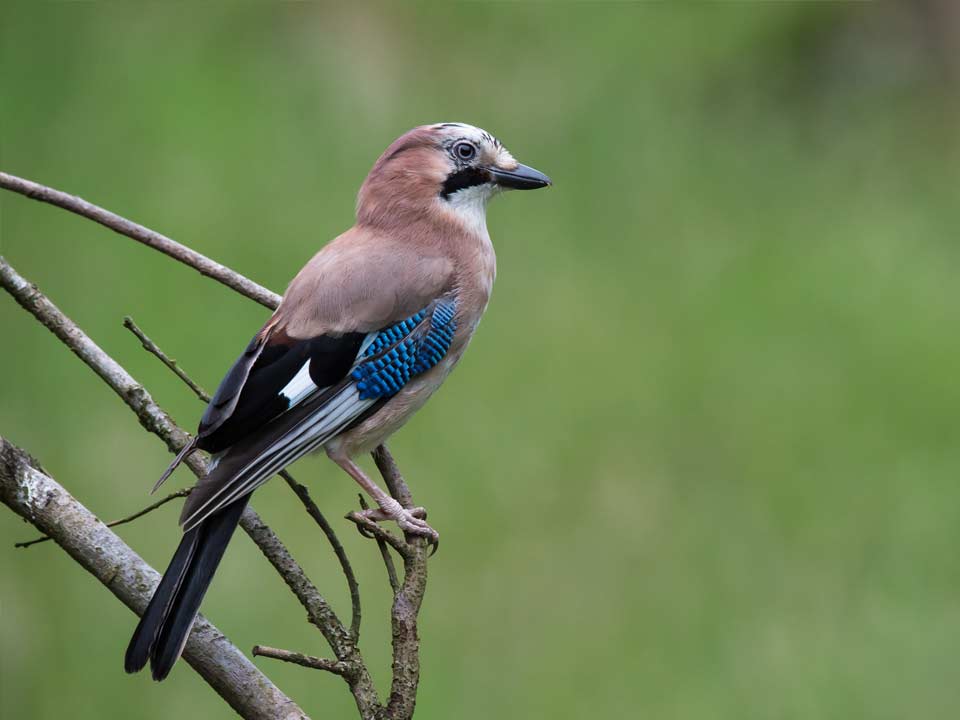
[15,487,191,549]
[123,316,211,403]
[359,495,400,593]
[280,470,363,641]
[253,646,353,678]
[0,172,281,310]
[240,509,357,660]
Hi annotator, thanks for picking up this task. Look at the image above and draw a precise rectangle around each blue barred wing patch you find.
[352,300,457,399]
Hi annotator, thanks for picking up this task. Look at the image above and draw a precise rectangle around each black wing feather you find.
[196,330,365,453]
[152,326,366,489]
[198,331,267,437]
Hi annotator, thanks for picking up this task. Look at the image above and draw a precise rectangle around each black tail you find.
[124,496,249,680]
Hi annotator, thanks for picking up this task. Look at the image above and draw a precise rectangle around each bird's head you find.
[357,123,551,232]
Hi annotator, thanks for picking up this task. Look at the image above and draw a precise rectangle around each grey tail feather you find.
[152,438,199,494]
[124,495,249,680]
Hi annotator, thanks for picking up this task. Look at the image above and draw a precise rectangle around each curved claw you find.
[393,511,439,546]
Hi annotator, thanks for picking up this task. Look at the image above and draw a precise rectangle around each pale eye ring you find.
[453,141,476,161]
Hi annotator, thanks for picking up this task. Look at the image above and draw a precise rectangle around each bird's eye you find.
[453,142,476,161]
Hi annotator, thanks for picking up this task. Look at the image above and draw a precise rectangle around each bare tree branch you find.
[253,646,352,677]
[14,486,191,549]
[0,255,351,643]
[123,316,211,404]
[0,255,380,713]
[358,495,400,593]
[371,452,429,720]
[240,513,384,718]
[387,544,428,720]
[0,436,308,720]
[280,470,363,641]
[372,445,414,510]
[1,255,198,463]
[0,171,281,309]
[2,172,434,719]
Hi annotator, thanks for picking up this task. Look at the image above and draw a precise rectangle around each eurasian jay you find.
[124,123,551,680]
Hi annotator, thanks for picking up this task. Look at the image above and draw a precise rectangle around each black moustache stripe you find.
[440,167,491,199]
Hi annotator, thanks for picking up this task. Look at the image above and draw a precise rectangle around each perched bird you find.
[124,123,550,680]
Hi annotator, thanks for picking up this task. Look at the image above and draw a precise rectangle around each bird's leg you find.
[329,452,438,542]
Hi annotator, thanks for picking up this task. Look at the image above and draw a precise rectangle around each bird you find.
[124,122,551,680]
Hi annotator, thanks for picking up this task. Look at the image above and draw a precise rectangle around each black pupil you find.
[457,143,474,160]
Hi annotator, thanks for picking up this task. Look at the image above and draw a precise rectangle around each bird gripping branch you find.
[124,122,551,681]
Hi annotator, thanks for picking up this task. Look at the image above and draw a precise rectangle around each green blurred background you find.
[3,2,960,718]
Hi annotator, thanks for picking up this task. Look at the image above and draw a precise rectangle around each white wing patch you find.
[280,360,318,407]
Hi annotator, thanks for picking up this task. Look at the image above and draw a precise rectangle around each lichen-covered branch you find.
[253,646,352,677]
[370,449,428,720]
[15,486,191,549]
[0,436,307,720]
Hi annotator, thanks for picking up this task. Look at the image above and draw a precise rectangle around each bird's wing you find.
[172,231,456,531]
[195,233,454,452]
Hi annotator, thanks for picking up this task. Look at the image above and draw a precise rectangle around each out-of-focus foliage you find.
[2,3,959,718]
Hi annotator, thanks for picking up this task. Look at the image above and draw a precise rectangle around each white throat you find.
[443,184,495,238]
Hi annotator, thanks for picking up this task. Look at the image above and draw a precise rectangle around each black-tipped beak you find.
[489,163,552,190]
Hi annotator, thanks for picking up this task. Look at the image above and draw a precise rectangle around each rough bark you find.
[0,436,308,720]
